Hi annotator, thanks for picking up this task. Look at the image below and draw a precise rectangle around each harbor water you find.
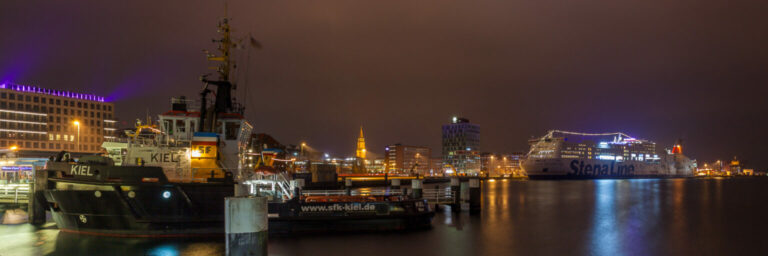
[2,177,768,255]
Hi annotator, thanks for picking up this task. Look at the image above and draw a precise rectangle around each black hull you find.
[528,174,693,180]
[46,180,234,237]
[45,179,433,237]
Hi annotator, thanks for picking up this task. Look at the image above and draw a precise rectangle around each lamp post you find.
[73,121,80,152]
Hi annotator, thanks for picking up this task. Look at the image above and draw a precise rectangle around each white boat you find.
[522,130,694,179]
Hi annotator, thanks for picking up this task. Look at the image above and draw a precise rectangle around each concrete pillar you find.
[28,169,47,225]
[469,178,481,213]
[234,184,250,197]
[345,179,352,196]
[391,179,401,189]
[225,196,268,256]
[411,179,423,199]
[450,177,461,212]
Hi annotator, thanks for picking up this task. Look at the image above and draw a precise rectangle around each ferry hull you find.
[522,158,693,180]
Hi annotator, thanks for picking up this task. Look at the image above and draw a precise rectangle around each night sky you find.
[2,1,767,169]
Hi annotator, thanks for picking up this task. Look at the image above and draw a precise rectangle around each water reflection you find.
[590,180,620,256]
[3,178,768,255]
[49,232,223,256]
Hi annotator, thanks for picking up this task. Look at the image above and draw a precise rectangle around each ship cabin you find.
[157,97,253,180]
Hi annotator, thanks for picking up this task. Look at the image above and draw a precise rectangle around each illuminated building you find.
[384,144,431,175]
[442,117,480,175]
[0,83,116,154]
[729,157,742,175]
[529,131,658,161]
[480,152,525,177]
[355,126,366,159]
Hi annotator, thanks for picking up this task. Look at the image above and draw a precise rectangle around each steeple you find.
[356,126,366,159]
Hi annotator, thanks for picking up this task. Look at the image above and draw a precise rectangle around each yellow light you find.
[191,151,201,158]
[301,142,306,147]
[488,179,496,182]
[10,146,17,151]
[73,121,80,126]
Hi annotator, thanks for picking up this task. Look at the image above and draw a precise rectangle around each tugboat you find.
[41,14,432,237]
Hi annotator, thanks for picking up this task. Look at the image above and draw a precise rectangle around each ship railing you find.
[302,189,405,197]
[242,173,297,201]
[105,137,192,148]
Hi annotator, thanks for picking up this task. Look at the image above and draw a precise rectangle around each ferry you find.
[522,130,694,179]
[40,14,432,237]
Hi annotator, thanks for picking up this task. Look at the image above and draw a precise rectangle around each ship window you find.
[225,122,240,140]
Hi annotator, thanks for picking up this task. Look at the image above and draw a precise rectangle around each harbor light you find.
[162,191,171,199]
[10,145,18,151]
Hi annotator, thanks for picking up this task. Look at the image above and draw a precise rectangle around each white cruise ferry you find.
[522,130,694,179]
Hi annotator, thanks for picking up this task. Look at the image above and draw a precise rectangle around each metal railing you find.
[0,183,30,204]
[422,187,454,204]
[303,189,405,196]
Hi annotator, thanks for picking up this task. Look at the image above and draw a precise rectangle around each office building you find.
[442,117,480,174]
[0,83,116,155]
[384,144,431,175]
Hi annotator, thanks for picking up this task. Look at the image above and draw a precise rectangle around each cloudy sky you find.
[1,0,767,168]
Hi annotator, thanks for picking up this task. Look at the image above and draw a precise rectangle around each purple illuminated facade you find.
[0,83,115,154]
[0,83,106,102]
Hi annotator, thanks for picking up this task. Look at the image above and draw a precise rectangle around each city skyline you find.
[1,1,766,169]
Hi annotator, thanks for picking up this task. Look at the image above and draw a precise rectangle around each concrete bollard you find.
[450,177,461,212]
[345,179,352,196]
[234,184,250,197]
[225,196,268,256]
[391,179,401,189]
[411,179,423,199]
[469,178,481,213]
[29,169,48,225]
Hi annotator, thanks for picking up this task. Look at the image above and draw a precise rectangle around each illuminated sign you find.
[1,166,33,171]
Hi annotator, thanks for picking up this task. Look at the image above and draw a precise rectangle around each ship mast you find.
[199,12,240,132]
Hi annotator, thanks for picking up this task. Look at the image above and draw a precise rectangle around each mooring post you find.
[225,194,268,256]
[469,178,481,213]
[234,183,250,197]
[28,169,48,225]
[450,177,461,212]
[411,179,423,199]
[391,178,401,190]
[345,178,352,196]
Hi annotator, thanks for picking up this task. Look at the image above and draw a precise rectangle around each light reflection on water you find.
[2,178,768,255]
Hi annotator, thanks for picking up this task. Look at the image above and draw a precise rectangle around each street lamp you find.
[73,121,80,152]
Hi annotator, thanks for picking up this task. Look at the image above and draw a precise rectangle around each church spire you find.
[356,126,366,159]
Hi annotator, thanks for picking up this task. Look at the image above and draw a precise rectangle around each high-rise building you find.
[384,144,431,175]
[356,126,366,159]
[442,117,480,175]
[0,83,116,155]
